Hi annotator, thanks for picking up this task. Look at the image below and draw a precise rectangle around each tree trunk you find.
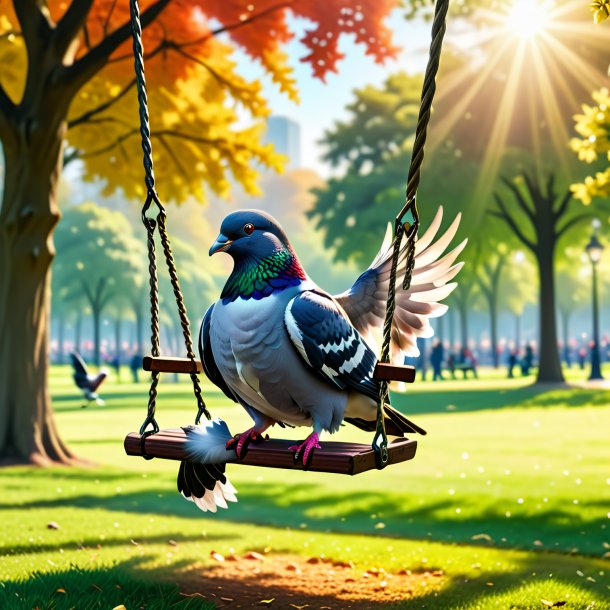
[114,315,122,355]
[489,293,499,368]
[75,311,83,354]
[436,315,445,343]
[515,313,521,350]
[448,307,455,350]
[459,302,469,349]
[0,116,75,464]
[134,305,144,353]
[57,311,65,365]
[535,246,565,383]
[92,306,101,366]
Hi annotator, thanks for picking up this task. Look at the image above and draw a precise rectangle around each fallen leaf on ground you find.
[55,588,66,594]
[244,551,265,561]
[112,606,127,610]
[221,597,234,602]
[210,550,225,562]
[168,539,178,547]
[541,600,567,607]
[306,556,320,564]
[47,522,60,530]
[258,598,275,605]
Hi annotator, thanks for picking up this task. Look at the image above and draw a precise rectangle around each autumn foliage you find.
[0,0,399,202]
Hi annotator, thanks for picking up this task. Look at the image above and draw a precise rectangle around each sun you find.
[505,0,551,39]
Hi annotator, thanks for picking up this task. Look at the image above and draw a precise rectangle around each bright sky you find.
[232,12,431,176]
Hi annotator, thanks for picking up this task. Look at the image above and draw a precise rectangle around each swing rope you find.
[373,0,450,469]
[129,0,210,459]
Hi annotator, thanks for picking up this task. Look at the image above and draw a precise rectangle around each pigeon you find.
[178,207,465,512]
[70,351,108,407]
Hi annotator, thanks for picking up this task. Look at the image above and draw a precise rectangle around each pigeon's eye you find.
[243,223,255,235]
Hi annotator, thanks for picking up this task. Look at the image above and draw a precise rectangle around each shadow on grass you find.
[0,556,214,610]
[2,479,606,557]
[2,530,234,557]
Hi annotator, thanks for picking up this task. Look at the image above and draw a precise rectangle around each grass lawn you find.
[1,365,609,609]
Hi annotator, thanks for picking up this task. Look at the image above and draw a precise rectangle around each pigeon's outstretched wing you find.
[335,207,466,360]
[70,352,88,377]
[199,304,238,403]
[284,291,379,401]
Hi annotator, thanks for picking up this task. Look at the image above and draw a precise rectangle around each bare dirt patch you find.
[178,551,444,609]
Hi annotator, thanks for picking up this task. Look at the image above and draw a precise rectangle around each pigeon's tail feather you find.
[184,419,237,464]
[383,404,427,436]
[177,461,237,513]
[179,419,238,513]
[345,404,426,437]
[89,372,107,393]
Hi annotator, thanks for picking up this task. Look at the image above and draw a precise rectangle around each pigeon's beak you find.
[209,233,233,256]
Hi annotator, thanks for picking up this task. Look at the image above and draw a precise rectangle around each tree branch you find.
[500,176,536,225]
[0,81,16,121]
[80,127,252,159]
[553,190,573,221]
[62,0,170,90]
[54,0,95,59]
[68,78,137,129]
[490,194,536,254]
[12,0,51,50]
[556,212,595,241]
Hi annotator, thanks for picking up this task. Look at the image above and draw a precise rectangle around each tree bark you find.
[57,311,65,365]
[0,116,75,464]
[515,313,521,350]
[535,245,565,382]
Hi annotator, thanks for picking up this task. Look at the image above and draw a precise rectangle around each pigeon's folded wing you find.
[199,304,238,403]
[284,291,379,401]
[334,207,466,361]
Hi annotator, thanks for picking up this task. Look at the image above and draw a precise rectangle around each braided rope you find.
[129,0,210,447]
[157,214,211,423]
[373,0,449,469]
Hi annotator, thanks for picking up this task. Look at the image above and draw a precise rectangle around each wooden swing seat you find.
[124,428,417,475]
[125,356,419,474]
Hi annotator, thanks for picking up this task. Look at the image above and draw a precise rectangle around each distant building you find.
[266,116,301,169]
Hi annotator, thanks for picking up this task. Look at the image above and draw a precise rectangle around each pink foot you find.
[226,427,268,459]
[289,432,321,467]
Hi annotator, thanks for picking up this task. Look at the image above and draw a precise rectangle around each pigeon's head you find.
[209,210,292,260]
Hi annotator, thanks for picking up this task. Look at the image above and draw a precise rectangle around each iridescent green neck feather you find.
[221,249,306,303]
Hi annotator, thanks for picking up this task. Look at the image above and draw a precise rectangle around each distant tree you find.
[499,252,537,350]
[54,204,144,366]
[475,244,507,368]
[450,261,480,351]
[489,171,599,383]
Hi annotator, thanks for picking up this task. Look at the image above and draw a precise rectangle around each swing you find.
[124,0,450,474]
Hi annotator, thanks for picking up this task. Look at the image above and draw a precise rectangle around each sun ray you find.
[432,37,514,149]
[471,41,528,216]
[539,33,607,94]
[529,41,573,178]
